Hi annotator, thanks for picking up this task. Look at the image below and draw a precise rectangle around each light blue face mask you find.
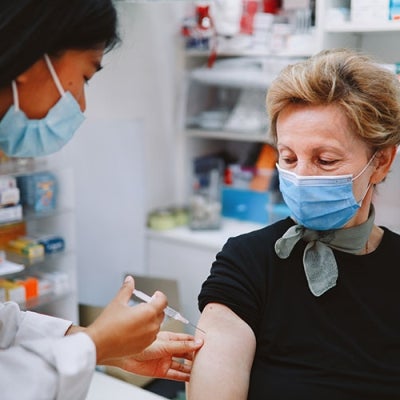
[0,54,85,158]
[276,154,376,231]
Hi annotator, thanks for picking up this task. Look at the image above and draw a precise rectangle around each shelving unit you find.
[0,159,78,322]
[179,3,400,204]
[316,1,400,62]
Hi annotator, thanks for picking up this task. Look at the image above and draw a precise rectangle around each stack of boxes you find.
[0,272,69,304]
[0,175,22,225]
[350,0,400,22]
[390,0,400,19]
[0,171,67,305]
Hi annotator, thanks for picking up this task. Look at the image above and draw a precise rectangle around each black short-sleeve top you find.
[198,218,400,399]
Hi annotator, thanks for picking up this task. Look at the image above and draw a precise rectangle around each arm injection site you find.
[133,289,206,334]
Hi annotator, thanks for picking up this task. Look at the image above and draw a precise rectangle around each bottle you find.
[189,156,223,230]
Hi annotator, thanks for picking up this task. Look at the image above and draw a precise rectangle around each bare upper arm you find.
[187,302,256,400]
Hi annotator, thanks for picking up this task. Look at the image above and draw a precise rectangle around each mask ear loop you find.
[11,81,20,112]
[352,151,377,181]
[353,151,378,205]
[43,54,65,97]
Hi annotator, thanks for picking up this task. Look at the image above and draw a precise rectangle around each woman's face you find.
[276,103,375,222]
[14,48,104,119]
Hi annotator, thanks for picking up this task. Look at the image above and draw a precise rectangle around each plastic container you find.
[222,186,290,224]
[189,157,223,230]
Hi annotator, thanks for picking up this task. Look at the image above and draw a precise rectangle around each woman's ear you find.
[14,58,46,85]
[371,146,398,184]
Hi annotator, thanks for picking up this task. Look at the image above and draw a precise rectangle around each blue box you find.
[222,187,290,224]
[17,172,58,213]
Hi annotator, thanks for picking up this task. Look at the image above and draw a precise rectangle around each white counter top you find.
[87,371,167,400]
[146,218,264,251]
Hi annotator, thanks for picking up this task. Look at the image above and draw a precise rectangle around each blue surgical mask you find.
[277,154,376,231]
[0,54,85,158]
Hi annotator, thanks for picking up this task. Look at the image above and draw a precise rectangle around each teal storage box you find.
[222,187,290,224]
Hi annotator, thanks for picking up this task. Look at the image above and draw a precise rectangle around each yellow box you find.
[7,238,44,259]
[0,279,25,302]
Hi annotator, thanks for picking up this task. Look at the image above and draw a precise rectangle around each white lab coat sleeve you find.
[0,301,72,347]
[0,302,97,400]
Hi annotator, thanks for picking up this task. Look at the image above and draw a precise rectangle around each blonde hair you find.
[267,48,400,150]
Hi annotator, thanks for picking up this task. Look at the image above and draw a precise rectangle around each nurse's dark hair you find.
[0,0,120,88]
[266,48,400,149]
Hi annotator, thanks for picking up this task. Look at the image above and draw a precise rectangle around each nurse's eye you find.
[280,156,296,165]
[84,76,90,86]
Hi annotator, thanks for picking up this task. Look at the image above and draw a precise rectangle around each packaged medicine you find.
[28,233,65,254]
[189,156,223,230]
[17,171,58,213]
[0,280,25,302]
[7,237,45,260]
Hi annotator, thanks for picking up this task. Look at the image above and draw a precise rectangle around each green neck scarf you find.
[275,206,375,296]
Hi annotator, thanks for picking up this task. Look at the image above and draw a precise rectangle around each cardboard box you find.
[79,275,183,388]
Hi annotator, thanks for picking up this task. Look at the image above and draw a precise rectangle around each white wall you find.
[49,2,190,306]
[87,2,188,210]
[374,150,400,234]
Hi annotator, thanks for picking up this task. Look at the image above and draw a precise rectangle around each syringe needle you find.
[189,322,206,334]
[133,289,206,333]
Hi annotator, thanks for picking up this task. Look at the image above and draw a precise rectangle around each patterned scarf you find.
[275,206,375,296]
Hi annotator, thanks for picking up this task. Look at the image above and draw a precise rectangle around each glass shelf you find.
[0,158,49,177]
[18,290,73,311]
[4,250,70,270]
[325,21,400,33]
[22,206,73,221]
[185,47,315,59]
[0,207,73,230]
[187,128,273,143]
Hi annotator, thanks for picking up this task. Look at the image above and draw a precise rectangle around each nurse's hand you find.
[85,275,168,363]
[102,331,204,382]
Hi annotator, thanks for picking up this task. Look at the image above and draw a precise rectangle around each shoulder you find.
[380,226,400,246]
[381,226,400,238]
[213,217,295,267]
[224,217,295,251]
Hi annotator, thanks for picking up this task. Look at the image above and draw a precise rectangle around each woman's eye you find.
[84,76,90,86]
[318,159,336,166]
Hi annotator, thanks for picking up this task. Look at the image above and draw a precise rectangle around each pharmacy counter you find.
[87,371,167,400]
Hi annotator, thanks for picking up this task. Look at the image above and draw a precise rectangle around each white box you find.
[0,204,22,224]
[0,176,16,191]
[351,0,390,23]
[0,187,20,206]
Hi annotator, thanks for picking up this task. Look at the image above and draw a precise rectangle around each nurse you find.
[0,1,203,399]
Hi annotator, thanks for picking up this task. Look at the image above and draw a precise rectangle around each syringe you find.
[133,289,205,334]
